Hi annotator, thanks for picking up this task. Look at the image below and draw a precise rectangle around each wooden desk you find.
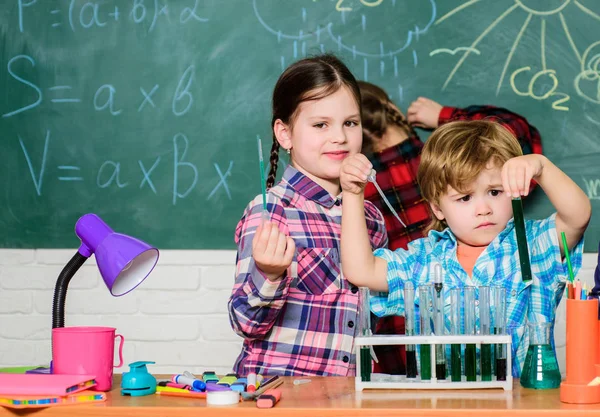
[2,375,600,416]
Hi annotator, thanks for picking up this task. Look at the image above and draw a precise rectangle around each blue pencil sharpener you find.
[121,361,157,396]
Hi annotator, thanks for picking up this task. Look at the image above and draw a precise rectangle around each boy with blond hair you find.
[340,120,590,376]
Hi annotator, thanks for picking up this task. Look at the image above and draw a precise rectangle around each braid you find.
[385,102,417,137]
[361,128,381,155]
[266,135,280,189]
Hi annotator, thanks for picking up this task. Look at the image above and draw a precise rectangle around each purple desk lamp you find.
[52,213,159,329]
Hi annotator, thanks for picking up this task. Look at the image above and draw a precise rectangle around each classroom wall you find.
[0,249,597,376]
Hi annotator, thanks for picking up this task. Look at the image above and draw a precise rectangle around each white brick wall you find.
[0,249,597,376]
[0,249,240,375]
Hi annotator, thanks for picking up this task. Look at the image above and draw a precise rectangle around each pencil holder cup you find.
[52,326,124,392]
[597,317,600,364]
[560,299,600,404]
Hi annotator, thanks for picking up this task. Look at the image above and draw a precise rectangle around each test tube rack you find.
[355,334,512,391]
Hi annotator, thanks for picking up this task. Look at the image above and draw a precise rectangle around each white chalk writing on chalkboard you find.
[18,0,208,34]
[253,0,435,101]
[583,178,600,201]
[434,0,600,111]
[17,129,239,206]
[3,55,196,118]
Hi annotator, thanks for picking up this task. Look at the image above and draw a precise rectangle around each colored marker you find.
[156,390,206,399]
[205,383,232,392]
[247,372,257,392]
[217,375,238,386]
[230,382,247,393]
[158,381,191,390]
[256,388,282,408]
[202,371,219,383]
[172,374,206,391]
[157,386,192,394]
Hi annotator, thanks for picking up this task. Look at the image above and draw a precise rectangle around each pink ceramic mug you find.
[52,326,124,391]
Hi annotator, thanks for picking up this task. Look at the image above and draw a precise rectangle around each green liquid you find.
[435,345,446,380]
[420,344,431,381]
[360,346,371,382]
[520,344,561,389]
[465,344,477,381]
[451,344,462,382]
[496,358,507,381]
[481,344,492,381]
[406,349,418,378]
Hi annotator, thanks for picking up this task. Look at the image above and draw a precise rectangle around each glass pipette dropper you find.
[367,169,407,228]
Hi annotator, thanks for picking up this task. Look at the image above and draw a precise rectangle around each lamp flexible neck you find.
[52,252,89,329]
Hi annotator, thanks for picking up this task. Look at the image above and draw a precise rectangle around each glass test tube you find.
[432,264,446,380]
[404,281,418,378]
[418,284,433,381]
[358,287,372,382]
[450,288,462,382]
[492,286,507,381]
[464,286,477,381]
[479,286,492,381]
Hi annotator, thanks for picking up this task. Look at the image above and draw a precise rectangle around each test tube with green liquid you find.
[404,281,418,378]
[492,286,507,381]
[464,286,477,381]
[432,264,446,380]
[512,198,532,282]
[358,287,372,382]
[479,286,492,381]
[418,284,433,381]
[450,288,462,382]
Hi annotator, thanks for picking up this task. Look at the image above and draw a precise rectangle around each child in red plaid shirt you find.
[358,81,543,375]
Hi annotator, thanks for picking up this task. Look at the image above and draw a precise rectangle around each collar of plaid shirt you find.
[283,165,343,209]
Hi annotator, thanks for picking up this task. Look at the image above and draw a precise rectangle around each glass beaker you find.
[520,322,561,389]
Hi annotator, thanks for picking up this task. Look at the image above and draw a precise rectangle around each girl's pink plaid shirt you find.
[228,166,387,376]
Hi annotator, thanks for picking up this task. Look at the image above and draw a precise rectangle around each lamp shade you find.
[75,214,159,296]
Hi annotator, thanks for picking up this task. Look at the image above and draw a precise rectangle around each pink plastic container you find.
[52,326,124,392]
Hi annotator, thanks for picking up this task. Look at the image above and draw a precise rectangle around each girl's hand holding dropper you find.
[252,220,296,282]
[500,154,545,198]
[340,154,373,195]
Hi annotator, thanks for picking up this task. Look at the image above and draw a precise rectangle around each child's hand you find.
[407,97,443,129]
[501,154,545,198]
[340,154,373,195]
[252,220,296,282]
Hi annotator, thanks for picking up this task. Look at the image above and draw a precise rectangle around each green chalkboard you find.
[1,0,599,250]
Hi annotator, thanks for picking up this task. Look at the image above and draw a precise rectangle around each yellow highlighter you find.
[156,386,191,394]
[217,375,238,387]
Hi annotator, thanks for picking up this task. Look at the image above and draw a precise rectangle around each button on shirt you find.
[229,166,388,376]
[370,213,583,377]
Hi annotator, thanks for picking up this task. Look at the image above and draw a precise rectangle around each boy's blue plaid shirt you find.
[369,213,583,377]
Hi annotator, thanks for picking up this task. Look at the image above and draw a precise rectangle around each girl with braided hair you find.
[228,55,388,376]
[359,81,544,375]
